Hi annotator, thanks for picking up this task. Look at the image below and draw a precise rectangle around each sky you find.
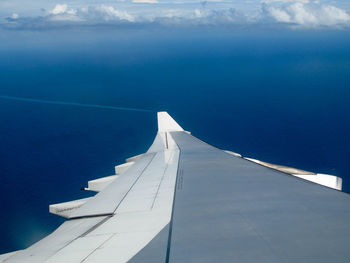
[1,0,350,29]
[0,0,350,256]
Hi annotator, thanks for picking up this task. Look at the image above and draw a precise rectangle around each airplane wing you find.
[1,112,350,263]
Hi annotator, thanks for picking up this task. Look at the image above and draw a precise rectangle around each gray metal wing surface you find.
[1,112,350,263]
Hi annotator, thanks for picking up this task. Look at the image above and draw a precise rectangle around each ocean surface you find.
[0,27,350,253]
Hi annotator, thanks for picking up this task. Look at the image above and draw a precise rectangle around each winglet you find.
[157,112,184,132]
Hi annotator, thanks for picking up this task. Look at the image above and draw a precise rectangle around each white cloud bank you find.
[3,1,350,29]
[265,3,350,26]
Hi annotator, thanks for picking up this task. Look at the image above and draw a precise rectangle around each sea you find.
[0,27,350,253]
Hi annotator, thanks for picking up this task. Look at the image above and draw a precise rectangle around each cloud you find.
[262,0,310,3]
[45,4,135,22]
[264,3,350,26]
[11,13,19,19]
[193,8,248,24]
[50,4,68,15]
[81,5,135,22]
[5,13,20,22]
[48,4,79,22]
[132,0,158,3]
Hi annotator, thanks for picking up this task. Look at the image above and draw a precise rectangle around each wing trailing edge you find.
[49,197,91,218]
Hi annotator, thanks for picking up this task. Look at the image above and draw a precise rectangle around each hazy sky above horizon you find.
[1,0,350,29]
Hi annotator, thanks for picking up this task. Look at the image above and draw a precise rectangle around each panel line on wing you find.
[165,133,182,263]
[80,234,116,263]
[111,153,157,214]
[151,149,174,210]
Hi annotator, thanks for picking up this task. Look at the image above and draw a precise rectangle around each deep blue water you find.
[0,27,350,253]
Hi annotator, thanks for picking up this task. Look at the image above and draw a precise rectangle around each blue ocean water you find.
[0,27,350,253]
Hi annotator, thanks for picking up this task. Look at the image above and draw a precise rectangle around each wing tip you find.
[157,111,184,132]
